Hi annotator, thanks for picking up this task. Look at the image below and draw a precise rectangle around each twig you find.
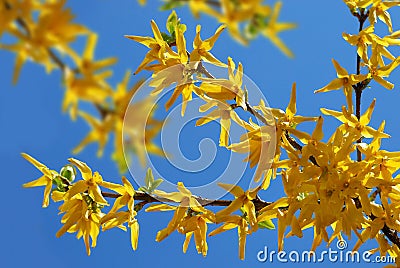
[102,190,274,211]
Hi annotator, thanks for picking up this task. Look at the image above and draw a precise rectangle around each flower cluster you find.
[0,0,163,172]
[141,0,296,57]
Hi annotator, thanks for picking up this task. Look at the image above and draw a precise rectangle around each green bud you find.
[258,219,276,230]
[60,165,76,183]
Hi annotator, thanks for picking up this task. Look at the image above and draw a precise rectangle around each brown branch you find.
[354,9,369,162]
[101,190,273,211]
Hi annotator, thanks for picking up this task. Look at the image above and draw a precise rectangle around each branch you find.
[354,9,369,162]
[102,190,274,212]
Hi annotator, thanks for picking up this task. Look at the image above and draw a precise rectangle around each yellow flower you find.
[365,56,400,89]
[2,0,88,83]
[148,182,214,242]
[262,1,296,58]
[68,33,117,76]
[187,0,222,18]
[22,153,58,208]
[215,183,260,232]
[190,24,226,66]
[178,214,211,256]
[209,214,248,260]
[370,42,395,68]
[1,35,55,84]
[199,57,246,109]
[125,19,177,74]
[368,0,400,33]
[101,210,140,250]
[101,176,139,251]
[342,25,379,63]
[196,97,245,147]
[56,194,104,255]
[63,68,113,120]
[253,83,318,168]
[261,83,318,130]
[343,0,372,11]
[73,111,113,157]
[228,122,275,183]
[65,158,109,205]
[321,99,390,139]
[286,116,327,163]
[149,25,202,116]
[315,59,368,113]
[216,0,254,45]
[107,176,135,215]
[0,0,37,37]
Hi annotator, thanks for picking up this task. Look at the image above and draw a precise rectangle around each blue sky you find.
[1,0,400,267]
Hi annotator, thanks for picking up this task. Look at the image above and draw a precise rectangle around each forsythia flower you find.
[190,24,226,66]
[367,0,400,33]
[56,194,104,255]
[343,25,379,63]
[216,184,260,232]
[101,177,139,251]
[22,153,58,207]
[315,59,368,113]
[125,20,177,74]
[179,214,211,256]
[199,57,246,109]
[68,33,117,77]
[73,111,113,157]
[209,215,248,260]
[63,68,113,120]
[364,56,400,89]
[261,1,296,58]
[65,158,109,205]
[196,97,245,147]
[2,0,89,84]
[321,99,390,139]
[149,25,200,116]
[147,182,215,242]
[228,120,275,183]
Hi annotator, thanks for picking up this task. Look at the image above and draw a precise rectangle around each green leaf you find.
[152,178,163,189]
[138,186,149,193]
[166,10,178,34]
[258,219,276,230]
[161,32,175,44]
[145,168,154,188]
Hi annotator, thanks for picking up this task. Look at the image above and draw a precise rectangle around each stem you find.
[102,190,275,212]
[354,10,368,162]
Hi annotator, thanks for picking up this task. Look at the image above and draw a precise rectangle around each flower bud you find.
[60,165,76,182]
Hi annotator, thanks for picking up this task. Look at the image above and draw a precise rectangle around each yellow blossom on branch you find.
[65,158,109,205]
[22,153,59,208]
[315,59,368,113]
[149,182,215,242]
